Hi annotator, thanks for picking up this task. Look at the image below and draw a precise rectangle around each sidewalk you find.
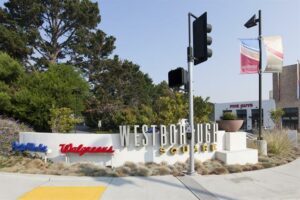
[0,158,299,200]
[191,158,300,200]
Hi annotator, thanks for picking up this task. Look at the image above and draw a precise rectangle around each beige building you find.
[273,64,300,130]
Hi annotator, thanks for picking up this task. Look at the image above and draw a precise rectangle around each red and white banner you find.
[240,39,260,74]
[263,36,283,73]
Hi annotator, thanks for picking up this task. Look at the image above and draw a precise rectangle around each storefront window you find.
[282,107,298,130]
[236,109,247,130]
[251,109,264,129]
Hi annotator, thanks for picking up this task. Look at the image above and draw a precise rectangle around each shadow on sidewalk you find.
[92,175,237,200]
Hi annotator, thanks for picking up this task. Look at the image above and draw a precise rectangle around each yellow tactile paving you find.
[18,186,106,200]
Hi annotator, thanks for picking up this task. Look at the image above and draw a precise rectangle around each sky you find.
[0,0,299,103]
[98,0,300,103]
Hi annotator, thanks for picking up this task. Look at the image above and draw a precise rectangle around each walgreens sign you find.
[59,144,114,156]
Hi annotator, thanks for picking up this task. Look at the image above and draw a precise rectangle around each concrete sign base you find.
[19,131,258,167]
[216,132,258,164]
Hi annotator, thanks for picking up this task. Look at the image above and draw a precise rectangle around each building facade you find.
[214,100,276,131]
[273,64,300,130]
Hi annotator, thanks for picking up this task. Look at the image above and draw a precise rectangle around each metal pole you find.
[187,13,195,175]
[258,10,263,140]
[75,91,77,133]
[73,89,79,134]
[297,60,300,99]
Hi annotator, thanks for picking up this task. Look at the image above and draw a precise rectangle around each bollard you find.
[256,140,267,156]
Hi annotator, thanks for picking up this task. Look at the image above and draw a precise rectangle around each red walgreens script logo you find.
[59,143,114,156]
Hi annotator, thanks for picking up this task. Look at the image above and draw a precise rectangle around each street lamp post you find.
[244,10,268,155]
[244,10,263,140]
[258,10,263,140]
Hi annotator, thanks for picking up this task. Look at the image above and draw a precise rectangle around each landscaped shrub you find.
[0,118,32,156]
[251,163,264,170]
[49,107,82,133]
[203,159,224,174]
[263,129,293,156]
[115,166,131,177]
[174,161,187,172]
[152,165,172,175]
[124,161,138,172]
[241,164,253,172]
[0,153,299,177]
[226,165,243,173]
[12,64,89,132]
[212,167,228,175]
[261,162,276,168]
[194,160,209,175]
[24,159,46,170]
[270,109,285,129]
[222,112,237,120]
[136,165,151,176]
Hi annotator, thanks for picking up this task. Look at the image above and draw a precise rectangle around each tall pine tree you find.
[0,0,115,72]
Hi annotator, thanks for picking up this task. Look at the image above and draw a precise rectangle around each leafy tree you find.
[270,108,285,129]
[194,96,213,124]
[112,107,138,126]
[112,104,156,127]
[12,64,89,131]
[152,81,173,101]
[0,6,33,62]
[85,57,154,129]
[0,52,24,114]
[90,57,153,106]
[136,104,156,125]
[0,92,12,113]
[0,0,115,71]
[154,92,188,125]
[49,107,82,133]
[0,52,24,84]
[152,82,212,126]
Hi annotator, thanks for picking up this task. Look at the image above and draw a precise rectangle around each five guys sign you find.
[230,103,253,109]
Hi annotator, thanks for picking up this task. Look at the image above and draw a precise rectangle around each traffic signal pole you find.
[187,13,196,175]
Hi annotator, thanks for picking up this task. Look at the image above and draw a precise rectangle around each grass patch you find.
[0,149,299,177]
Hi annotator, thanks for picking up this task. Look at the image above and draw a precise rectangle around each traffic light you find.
[193,12,212,65]
[168,67,188,88]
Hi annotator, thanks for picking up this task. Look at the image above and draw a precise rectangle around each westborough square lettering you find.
[119,123,218,148]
